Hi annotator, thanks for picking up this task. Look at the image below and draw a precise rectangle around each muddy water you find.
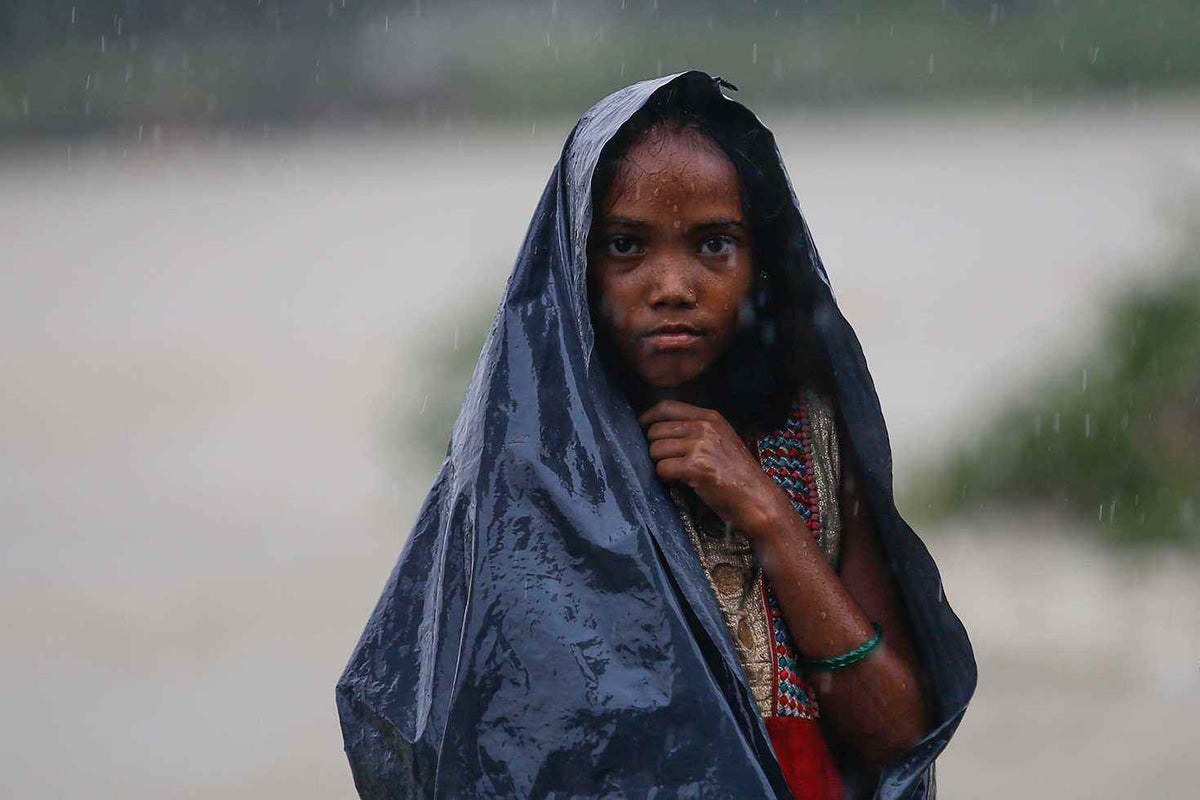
[2,100,1198,797]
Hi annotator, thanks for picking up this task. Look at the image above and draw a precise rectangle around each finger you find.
[649,438,691,461]
[654,457,692,484]
[638,400,713,427]
[646,420,699,441]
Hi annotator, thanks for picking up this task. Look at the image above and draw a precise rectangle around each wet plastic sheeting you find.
[336,71,975,799]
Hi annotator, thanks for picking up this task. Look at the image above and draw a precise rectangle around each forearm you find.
[635,399,933,764]
[745,496,932,767]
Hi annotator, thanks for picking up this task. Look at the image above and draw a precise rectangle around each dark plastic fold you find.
[337,71,976,799]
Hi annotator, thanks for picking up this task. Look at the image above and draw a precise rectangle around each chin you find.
[638,364,709,391]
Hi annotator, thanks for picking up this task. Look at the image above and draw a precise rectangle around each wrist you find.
[739,483,795,543]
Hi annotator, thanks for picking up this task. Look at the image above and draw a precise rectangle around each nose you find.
[646,255,697,309]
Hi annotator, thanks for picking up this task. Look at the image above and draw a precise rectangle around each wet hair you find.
[589,79,831,436]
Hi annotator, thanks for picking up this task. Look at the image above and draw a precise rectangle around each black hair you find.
[588,78,831,437]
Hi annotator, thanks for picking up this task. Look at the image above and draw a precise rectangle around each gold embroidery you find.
[711,563,744,596]
[805,387,843,569]
[670,486,774,716]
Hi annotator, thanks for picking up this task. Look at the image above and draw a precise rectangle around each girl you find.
[338,71,975,799]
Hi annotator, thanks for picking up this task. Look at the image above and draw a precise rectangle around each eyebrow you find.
[597,215,746,233]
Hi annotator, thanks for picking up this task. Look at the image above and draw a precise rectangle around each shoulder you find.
[800,386,844,566]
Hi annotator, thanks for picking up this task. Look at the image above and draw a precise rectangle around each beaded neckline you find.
[756,397,822,719]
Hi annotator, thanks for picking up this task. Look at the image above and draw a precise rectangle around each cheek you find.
[589,274,634,339]
[714,271,755,336]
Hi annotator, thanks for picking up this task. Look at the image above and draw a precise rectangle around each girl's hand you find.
[638,400,789,538]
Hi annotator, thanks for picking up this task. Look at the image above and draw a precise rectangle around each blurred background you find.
[2,1,1197,797]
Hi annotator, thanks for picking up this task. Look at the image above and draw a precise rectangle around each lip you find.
[642,324,704,350]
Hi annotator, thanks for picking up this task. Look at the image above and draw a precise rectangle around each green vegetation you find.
[3,0,1200,138]
[911,211,1200,548]
[394,309,495,475]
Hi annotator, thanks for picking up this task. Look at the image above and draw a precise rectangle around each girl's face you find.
[588,124,754,392]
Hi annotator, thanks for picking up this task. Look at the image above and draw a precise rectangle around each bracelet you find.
[797,623,884,672]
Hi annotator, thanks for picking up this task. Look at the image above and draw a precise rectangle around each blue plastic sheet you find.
[336,71,976,799]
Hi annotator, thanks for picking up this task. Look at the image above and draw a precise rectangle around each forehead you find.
[601,124,743,218]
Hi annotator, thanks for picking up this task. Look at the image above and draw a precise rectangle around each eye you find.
[699,235,737,256]
[604,235,644,257]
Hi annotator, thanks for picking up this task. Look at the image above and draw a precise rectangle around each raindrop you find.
[927,53,935,74]
[384,15,389,32]
[454,322,460,351]
[20,96,29,117]
[1052,412,1061,433]
[1081,367,1088,392]
[1088,45,1100,65]
[71,6,76,25]
[66,144,72,169]
[100,35,106,54]
[752,43,758,65]
[1084,413,1092,438]
[420,394,429,414]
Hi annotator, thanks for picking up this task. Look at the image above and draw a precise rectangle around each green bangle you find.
[797,623,884,672]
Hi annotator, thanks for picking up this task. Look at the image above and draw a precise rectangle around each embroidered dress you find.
[669,387,845,799]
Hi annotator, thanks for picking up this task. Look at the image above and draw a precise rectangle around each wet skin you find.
[589,124,933,770]
[587,124,753,394]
